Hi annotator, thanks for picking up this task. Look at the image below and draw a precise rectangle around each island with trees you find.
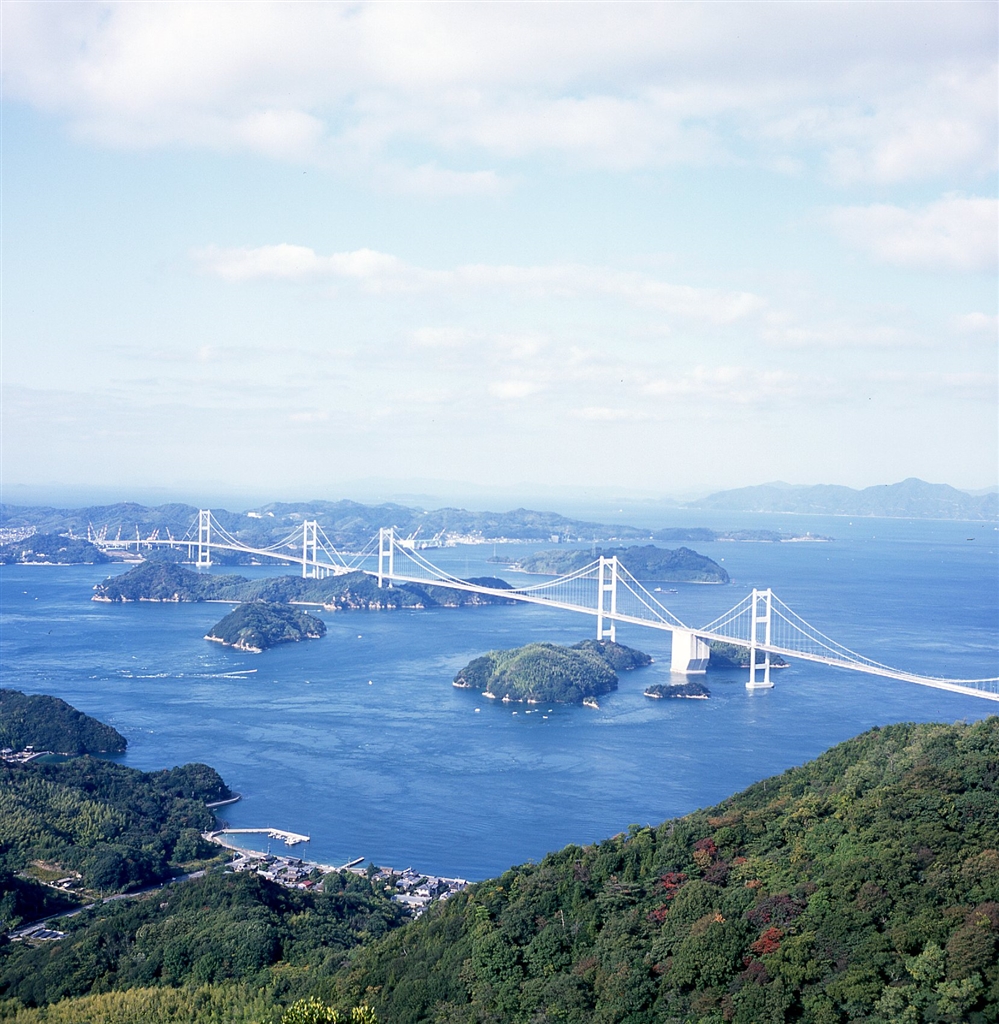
[513,544,729,583]
[92,561,517,610]
[205,602,327,653]
[0,532,110,565]
[708,640,788,669]
[453,639,652,704]
[0,690,127,755]
[645,681,711,699]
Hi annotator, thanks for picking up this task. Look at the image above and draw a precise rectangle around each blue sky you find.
[2,1,996,505]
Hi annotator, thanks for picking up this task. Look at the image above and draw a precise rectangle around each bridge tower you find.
[670,631,710,674]
[196,510,212,568]
[596,556,618,643]
[302,520,319,578]
[747,588,774,689]
[378,527,394,588]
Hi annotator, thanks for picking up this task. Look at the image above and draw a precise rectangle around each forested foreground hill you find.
[0,758,230,914]
[325,719,999,1024]
[2,720,997,1024]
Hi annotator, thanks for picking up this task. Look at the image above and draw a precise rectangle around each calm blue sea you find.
[1,512,997,880]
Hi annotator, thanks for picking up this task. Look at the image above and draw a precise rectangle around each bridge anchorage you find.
[88,512,999,702]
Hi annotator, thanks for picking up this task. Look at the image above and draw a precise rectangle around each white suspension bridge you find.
[90,510,999,702]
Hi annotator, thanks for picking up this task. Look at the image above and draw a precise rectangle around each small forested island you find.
[514,544,729,583]
[453,639,652,704]
[205,601,327,652]
[708,640,788,669]
[645,681,710,699]
[92,560,516,610]
[0,532,110,565]
[0,690,127,755]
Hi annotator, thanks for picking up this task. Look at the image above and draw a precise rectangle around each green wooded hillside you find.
[0,691,126,754]
[4,717,998,1023]
[0,758,230,917]
[0,869,402,1014]
[326,718,999,1024]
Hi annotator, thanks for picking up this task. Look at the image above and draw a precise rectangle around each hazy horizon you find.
[2,475,995,521]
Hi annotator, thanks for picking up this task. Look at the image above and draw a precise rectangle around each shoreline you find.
[206,793,241,809]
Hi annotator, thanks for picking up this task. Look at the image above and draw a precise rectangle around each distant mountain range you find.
[0,479,992,557]
[0,499,648,551]
[688,478,997,520]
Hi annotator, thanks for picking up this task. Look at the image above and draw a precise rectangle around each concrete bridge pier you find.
[670,630,710,674]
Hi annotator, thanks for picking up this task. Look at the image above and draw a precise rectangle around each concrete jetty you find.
[216,827,310,846]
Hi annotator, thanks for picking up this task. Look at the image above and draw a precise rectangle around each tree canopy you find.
[0,691,126,755]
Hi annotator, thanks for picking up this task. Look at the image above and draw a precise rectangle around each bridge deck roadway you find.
[88,537,998,701]
[382,572,999,702]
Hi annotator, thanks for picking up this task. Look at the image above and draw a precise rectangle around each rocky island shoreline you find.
[453,639,652,705]
[204,601,327,653]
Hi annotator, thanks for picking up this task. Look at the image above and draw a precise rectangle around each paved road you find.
[6,870,207,940]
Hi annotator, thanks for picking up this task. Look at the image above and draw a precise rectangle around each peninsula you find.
[205,601,327,652]
[453,639,652,704]
[0,532,110,565]
[0,689,127,755]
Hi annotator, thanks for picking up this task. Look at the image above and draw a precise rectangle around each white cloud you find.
[488,380,542,400]
[952,312,999,335]
[193,244,414,285]
[3,2,995,186]
[762,323,919,349]
[375,163,511,197]
[193,244,766,322]
[643,366,810,405]
[575,406,650,422]
[412,327,472,349]
[828,195,998,272]
[767,68,998,184]
[870,370,998,402]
